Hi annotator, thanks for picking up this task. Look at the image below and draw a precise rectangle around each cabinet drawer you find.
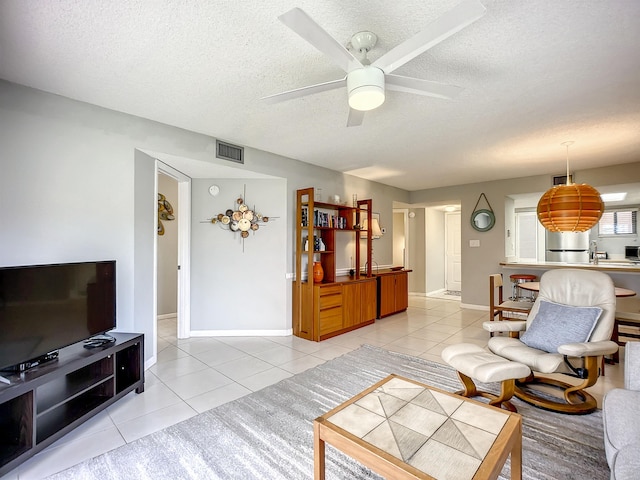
[320,293,342,309]
[319,286,342,309]
[319,307,342,335]
[319,285,342,296]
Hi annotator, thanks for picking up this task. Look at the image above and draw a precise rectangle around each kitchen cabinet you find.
[377,270,409,318]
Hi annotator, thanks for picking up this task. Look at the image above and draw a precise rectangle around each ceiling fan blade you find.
[278,8,363,73]
[347,109,365,127]
[262,77,346,104]
[386,74,463,99]
[372,0,486,74]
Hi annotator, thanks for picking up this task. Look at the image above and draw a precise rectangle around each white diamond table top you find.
[315,374,522,480]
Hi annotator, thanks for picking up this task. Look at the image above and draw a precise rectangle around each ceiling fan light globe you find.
[349,87,385,111]
[347,67,385,111]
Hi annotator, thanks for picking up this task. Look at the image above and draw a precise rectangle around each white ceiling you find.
[1,0,639,191]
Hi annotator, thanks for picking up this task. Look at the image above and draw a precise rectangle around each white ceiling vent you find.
[216,140,244,164]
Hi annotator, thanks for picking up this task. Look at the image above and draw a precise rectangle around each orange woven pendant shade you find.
[537,183,604,232]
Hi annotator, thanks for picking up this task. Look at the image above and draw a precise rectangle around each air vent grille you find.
[552,174,573,186]
[216,140,244,164]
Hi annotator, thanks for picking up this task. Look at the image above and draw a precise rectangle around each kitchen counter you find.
[500,261,640,274]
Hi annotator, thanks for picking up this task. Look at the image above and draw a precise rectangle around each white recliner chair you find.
[483,268,619,414]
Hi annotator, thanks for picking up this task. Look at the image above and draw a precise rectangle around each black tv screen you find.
[0,260,116,371]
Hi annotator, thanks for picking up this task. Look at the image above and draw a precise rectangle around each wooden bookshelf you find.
[293,187,376,341]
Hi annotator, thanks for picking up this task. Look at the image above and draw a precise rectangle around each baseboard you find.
[426,288,446,297]
[144,355,157,371]
[190,328,293,337]
[157,313,177,320]
[460,303,488,311]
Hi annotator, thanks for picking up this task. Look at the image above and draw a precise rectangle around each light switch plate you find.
[470,239,480,247]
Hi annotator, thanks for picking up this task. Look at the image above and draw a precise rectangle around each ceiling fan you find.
[262,0,486,127]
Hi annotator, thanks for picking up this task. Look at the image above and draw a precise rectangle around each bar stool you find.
[509,274,537,301]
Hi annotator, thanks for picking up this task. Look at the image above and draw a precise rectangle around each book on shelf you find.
[302,206,348,229]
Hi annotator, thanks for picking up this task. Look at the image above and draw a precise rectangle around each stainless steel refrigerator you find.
[545,231,590,263]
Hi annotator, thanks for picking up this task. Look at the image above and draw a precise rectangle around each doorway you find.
[157,172,179,340]
[393,210,408,267]
[155,161,191,347]
[445,211,461,293]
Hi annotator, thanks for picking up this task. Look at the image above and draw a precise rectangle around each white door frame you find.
[393,208,410,268]
[155,160,191,341]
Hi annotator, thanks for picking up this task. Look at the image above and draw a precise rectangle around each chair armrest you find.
[625,341,640,391]
[482,320,527,333]
[558,340,619,357]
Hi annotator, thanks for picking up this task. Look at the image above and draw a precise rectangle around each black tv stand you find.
[0,332,144,476]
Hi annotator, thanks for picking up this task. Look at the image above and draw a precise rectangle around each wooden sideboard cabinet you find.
[293,187,376,341]
[377,270,409,318]
[314,278,377,340]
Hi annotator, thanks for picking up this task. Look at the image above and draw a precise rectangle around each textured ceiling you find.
[1,0,639,191]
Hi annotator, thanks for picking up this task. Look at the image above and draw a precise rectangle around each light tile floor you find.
[5,295,625,479]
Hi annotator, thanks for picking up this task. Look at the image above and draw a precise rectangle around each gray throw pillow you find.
[520,300,602,353]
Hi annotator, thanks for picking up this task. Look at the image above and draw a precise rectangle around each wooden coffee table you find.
[314,374,522,480]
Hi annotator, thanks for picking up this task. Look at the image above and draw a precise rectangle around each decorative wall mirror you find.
[471,193,495,232]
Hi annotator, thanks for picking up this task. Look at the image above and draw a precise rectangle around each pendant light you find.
[537,141,604,232]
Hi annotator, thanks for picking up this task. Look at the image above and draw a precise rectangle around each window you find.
[598,209,637,236]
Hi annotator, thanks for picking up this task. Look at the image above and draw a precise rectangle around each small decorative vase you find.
[313,262,324,283]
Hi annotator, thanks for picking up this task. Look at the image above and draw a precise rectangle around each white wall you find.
[1,80,409,365]
[190,178,288,334]
[408,208,426,293]
[0,81,231,362]
[157,173,178,316]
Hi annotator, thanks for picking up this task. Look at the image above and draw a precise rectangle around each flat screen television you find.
[0,260,116,372]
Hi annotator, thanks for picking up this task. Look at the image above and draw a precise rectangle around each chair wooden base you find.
[455,371,518,412]
[514,375,598,415]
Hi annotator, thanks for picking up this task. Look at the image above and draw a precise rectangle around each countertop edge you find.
[500,262,640,273]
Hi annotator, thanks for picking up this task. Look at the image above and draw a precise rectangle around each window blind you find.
[598,210,637,235]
